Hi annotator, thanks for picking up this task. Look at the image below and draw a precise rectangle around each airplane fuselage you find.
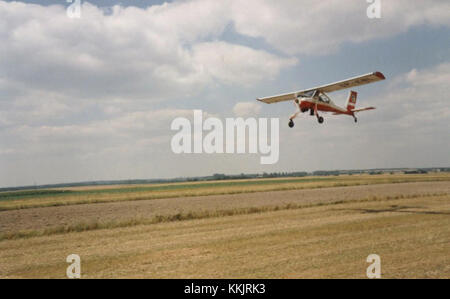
[298,98,352,115]
[288,92,361,127]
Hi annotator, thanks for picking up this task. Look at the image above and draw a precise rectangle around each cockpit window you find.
[300,90,316,98]
[318,93,330,103]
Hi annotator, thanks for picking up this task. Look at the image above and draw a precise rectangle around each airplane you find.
[257,71,386,128]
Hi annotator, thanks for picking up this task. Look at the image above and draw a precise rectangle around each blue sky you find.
[0,0,449,187]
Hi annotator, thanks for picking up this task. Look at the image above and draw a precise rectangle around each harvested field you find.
[0,193,448,278]
[0,174,449,278]
[0,181,449,235]
[1,173,448,211]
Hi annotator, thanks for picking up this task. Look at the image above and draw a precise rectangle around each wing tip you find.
[374,71,386,80]
[256,98,271,104]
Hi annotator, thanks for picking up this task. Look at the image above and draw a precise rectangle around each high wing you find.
[257,71,385,104]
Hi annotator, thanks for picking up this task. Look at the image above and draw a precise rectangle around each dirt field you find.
[0,174,449,278]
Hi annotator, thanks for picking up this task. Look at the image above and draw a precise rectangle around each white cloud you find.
[379,63,450,129]
[230,0,450,55]
[0,107,195,167]
[278,62,450,171]
[2,0,449,103]
[192,41,297,86]
[1,63,449,187]
[0,0,296,102]
[233,102,261,117]
[1,0,450,186]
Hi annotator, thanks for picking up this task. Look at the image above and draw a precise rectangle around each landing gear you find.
[288,119,295,128]
[353,115,358,123]
[312,103,324,124]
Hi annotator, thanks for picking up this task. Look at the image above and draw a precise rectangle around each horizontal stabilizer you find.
[351,107,376,113]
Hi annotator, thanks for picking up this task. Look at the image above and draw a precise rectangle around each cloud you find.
[379,63,450,130]
[278,62,450,171]
[2,0,449,104]
[1,62,449,186]
[192,41,297,86]
[230,0,450,55]
[0,0,296,102]
[1,0,449,186]
[233,102,261,117]
[0,107,225,164]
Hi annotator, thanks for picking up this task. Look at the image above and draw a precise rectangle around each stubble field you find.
[0,173,449,278]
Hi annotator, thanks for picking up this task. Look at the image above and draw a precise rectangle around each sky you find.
[0,0,449,187]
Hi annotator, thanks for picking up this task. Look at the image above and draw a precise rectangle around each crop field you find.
[0,173,449,278]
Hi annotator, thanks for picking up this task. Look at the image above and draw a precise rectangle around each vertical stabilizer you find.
[346,91,358,111]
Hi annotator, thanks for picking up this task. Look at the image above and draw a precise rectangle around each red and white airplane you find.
[257,72,386,127]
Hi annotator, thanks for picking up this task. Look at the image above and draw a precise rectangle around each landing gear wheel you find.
[318,116,324,124]
[288,120,295,128]
[354,117,358,123]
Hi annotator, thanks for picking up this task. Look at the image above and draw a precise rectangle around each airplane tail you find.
[346,90,375,113]
[346,91,357,111]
